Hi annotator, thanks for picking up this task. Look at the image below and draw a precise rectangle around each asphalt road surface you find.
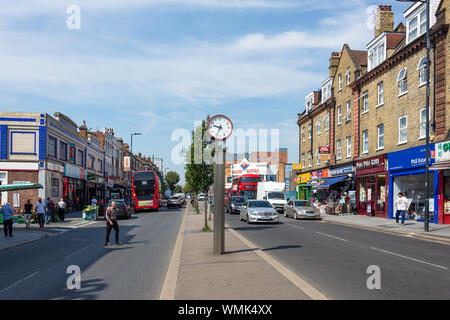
[0,206,184,300]
[226,213,450,299]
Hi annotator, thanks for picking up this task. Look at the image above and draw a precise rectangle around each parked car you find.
[226,196,246,214]
[284,200,321,220]
[102,199,131,220]
[167,196,182,209]
[240,200,279,224]
[198,193,206,201]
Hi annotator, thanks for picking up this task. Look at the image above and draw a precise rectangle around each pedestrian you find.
[1,202,14,237]
[45,197,52,224]
[23,199,33,230]
[35,198,46,229]
[57,198,66,222]
[395,192,408,226]
[91,196,98,206]
[104,201,122,246]
[49,200,55,222]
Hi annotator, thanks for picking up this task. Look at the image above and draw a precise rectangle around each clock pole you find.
[207,115,232,255]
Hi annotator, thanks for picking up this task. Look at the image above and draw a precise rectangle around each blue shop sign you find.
[329,165,354,176]
[388,145,435,171]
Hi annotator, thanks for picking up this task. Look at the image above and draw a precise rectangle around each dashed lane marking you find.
[370,247,448,270]
[315,231,348,242]
[0,271,40,294]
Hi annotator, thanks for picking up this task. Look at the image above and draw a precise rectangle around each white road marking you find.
[315,231,348,242]
[64,243,96,259]
[370,247,448,270]
[285,223,304,230]
[70,221,97,229]
[0,271,40,294]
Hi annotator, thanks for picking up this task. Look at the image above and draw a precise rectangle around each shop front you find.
[356,155,388,217]
[64,164,86,212]
[297,173,311,200]
[388,145,438,223]
[87,174,105,204]
[433,140,450,224]
[45,162,64,203]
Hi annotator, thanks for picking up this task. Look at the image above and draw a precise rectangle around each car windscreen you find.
[108,201,126,207]
[268,192,285,200]
[294,201,313,207]
[248,201,272,208]
[231,197,245,204]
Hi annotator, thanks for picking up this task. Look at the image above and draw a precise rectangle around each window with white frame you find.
[338,74,342,91]
[407,9,427,44]
[368,41,385,71]
[420,108,427,139]
[301,128,305,142]
[346,136,351,158]
[305,95,313,113]
[362,91,368,113]
[397,68,408,95]
[377,124,384,149]
[308,124,312,139]
[346,67,351,85]
[399,116,408,144]
[345,100,351,121]
[317,118,322,135]
[324,113,329,131]
[308,151,312,167]
[377,82,384,106]
[337,106,342,125]
[336,140,342,160]
[417,56,427,86]
[316,148,320,165]
[321,79,332,103]
[362,130,369,154]
[302,153,305,167]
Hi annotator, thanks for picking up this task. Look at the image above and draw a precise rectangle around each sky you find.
[0,0,412,184]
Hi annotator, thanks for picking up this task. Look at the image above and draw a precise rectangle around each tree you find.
[184,116,216,229]
[174,185,183,193]
[165,171,180,192]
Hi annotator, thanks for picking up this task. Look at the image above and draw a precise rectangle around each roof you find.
[350,50,368,67]
[386,33,405,49]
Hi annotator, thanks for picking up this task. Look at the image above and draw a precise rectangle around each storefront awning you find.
[430,162,450,171]
[315,176,348,190]
[0,183,43,192]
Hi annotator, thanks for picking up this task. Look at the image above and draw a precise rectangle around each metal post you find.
[425,0,431,232]
[213,146,225,254]
[131,134,133,154]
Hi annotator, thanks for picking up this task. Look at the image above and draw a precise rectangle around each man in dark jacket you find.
[105,201,122,246]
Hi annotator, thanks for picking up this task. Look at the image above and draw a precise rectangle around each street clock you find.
[207,114,233,141]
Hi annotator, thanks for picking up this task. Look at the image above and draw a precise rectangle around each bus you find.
[231,174,261,200]
[132,170,160,212]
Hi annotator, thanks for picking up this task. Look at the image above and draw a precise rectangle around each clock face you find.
[207,115,233,141]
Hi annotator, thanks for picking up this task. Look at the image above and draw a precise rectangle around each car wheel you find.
[246,214,251,224]
[294,212,297,220]
[284,210,287,217]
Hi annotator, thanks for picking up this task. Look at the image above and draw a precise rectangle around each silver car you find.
[284,200,321,220]
[240,200,279,224]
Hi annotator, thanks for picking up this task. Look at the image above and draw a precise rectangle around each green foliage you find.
[201,225,212,232]
[174,185,183,193]
[165,171,180,191]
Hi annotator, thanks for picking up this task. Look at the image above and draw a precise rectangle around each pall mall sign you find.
[319,146,330,161]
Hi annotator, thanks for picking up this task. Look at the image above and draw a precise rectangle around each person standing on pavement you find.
[1,202,14,237]
[23,199,33,230]
[395,192,408,226]
[45,197,52,224]
[91,196,98,207]
[104,201,122,246]
[35,198,46,229]
[57,198,66,222]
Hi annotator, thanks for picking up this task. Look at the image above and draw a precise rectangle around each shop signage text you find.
[356,156,385,172]
[436,140,450,163]
[388,145,435,171]
[329,165,354,176]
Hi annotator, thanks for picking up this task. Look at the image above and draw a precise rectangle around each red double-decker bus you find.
[231,174,261,200]
[132,170,160,212]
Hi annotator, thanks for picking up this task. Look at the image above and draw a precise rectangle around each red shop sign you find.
[355,156,385,172]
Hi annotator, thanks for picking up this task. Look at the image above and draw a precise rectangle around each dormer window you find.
[305,93,314,113]
[321,78,332,103]
[407,9,427,44]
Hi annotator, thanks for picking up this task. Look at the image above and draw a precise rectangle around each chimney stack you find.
[329,52,340,77]
[374,5,394,38]
[79,120,88,137]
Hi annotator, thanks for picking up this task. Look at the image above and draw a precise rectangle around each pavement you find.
[0,206,184,299]
[321,213,450,243]
[166,203,315,300]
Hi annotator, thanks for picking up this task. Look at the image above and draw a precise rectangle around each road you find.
[0,206,184,300]
[226,213,450,299]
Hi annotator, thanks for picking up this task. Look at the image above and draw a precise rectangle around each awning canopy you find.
[0,183,43,192]
[315,176,348,190]
[430,162,450,171]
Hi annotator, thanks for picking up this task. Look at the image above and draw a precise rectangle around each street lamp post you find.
[397,0,431,231]
[130,132,142,154]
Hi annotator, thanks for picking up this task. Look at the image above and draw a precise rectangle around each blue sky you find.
[0,0,411,183]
